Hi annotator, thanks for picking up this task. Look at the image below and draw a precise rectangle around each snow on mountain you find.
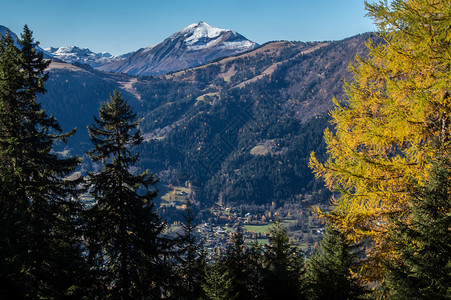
[97,52,112,58]
[98,21,259,75]
[2,22,257,75]
[178,21,227,48]
[44,45,118,68]
[170,21,257,52]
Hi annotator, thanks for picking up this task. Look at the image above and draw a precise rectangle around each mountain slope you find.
[0,25,18,40]
[0,25,52,58]
[98,21,258,75]
[134,33,374,205]
[38,33,375,206]
[41,61,142,147]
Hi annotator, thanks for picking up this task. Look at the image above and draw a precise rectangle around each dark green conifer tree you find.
[202,255,237,300]
[0,31,27,299]
[307,225,368,300]
[385,155,451,299]
[174,200,207,300]
[222,226,254,299]
[0,26,84,299]
[86,90,168,299]
[261,220,305,300]
[247,239,264,299]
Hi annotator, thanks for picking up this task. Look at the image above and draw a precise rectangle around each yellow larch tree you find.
[310,0,451,282]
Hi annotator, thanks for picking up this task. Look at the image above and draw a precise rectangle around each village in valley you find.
[158,183,326,256]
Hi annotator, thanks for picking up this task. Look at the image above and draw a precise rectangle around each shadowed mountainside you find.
[40,32,376,205]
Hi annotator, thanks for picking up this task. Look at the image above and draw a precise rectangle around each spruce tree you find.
[202,256,237,300]
[385,155,451,299]
[174,200,207,300]
[222,226,253,299]
[307,225,368,300]
[261,220,305,300]
[86,90,168,299]
[0,26,84,299]
[0,30,27,299]
[247,239,264,299]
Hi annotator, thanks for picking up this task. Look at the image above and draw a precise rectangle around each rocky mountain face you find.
[38,33,376,206]
[98,21,258,75]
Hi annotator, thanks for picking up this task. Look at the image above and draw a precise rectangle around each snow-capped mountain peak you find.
[99,21,258,75]
[44,45,116,68]
[178,21,228,45]
[166,21,256,52]
[97,51,112,58]
[46,45,95,57]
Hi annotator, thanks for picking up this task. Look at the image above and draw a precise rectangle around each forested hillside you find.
[40,33,375,206]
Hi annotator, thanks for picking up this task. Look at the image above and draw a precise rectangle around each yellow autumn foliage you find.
[310,0,451,281]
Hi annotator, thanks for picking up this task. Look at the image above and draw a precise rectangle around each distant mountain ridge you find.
[98,21,258,75]
[44,45,131,68]
[29,21,258,75]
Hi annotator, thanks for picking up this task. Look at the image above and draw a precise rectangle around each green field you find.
[244,224,272,234]
[158,185,191,207]
[244,219,295,234]
[250,145,269,155]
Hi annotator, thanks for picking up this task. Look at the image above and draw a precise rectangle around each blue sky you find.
[0,0,375,56]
